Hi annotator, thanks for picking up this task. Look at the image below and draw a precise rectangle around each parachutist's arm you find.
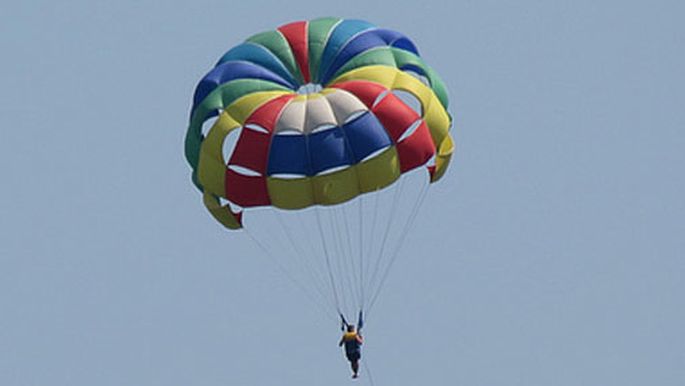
[338,337,344,347]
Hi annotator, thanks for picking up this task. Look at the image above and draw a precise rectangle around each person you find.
[339,324,363,378]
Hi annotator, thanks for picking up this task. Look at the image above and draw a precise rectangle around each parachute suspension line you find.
[367,181,428,314]
[308,208,349,319]
[346,203,363,310]
[332,208,350,312]
[275,212,333,309]
[315,208,343,316]
[338,206,357,314]
[270,212,334,315]
[244,227,337,322]
[358,196,365,310]
[328,208,351,316]
[366,179,430,315]
[322,211,342,315]
[366,178,406,299]
[299,210,334,293]
[298,209,333,296]
[340,204,362,309]
[363,189,382,298]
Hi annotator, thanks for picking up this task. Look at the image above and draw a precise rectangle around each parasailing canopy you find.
[185,17,454,323]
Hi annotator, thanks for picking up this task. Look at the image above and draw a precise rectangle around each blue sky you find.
[1,1,684,385]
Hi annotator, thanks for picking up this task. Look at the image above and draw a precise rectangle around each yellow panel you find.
[197,112,241,197]
[391,72,435,113]
[356,146,400,193]
[431,135,455,183]
[320,88,337,96]
[203,192,242,229]
[331,66,431,107]
[225,91,290,123]
[267,177,315,209]
[302,93,325,101]
[423,97,451,148]
[197,153,226,197]
[312,167,359,205]
[330,65,398,87]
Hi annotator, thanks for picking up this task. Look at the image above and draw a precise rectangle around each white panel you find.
[304,95,337,133]
[275,99,305,134]
[274,90,370,134]
[325,89,368,124]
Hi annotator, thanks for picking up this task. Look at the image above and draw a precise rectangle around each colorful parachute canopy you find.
[185,17,454,230]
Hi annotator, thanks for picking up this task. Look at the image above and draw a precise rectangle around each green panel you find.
[423,66,450,110]
[185,130,202,173]
[331,47,397,81]
[307,17,341,83]
[247,30,303,85]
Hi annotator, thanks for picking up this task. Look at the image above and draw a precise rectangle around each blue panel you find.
[267,114,389,176]
[216,43,299,87]
[192,61,295,109]
[267,134,310,175]
[391,36,419,55]
[399,63,428,77]
[342,112,392,163]
[321,29,417,84]
[308,127,353,174]
[320,30,387,84]
[318,19,376,83]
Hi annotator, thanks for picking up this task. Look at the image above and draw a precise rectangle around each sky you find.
[1,0,684,385]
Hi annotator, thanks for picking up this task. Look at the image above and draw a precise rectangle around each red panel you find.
[427,165,437,179]
[331,80,387,108]
[245,94,295,132]
[229,94,294,174]
[278,21,310,83]
[225,169,271,207]
[228,129,270,174]
[372,93,420,142]
[396,121,436,173]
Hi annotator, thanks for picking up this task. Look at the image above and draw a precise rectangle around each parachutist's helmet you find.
[347,325,355,332]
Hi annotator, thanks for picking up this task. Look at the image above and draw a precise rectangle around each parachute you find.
[185,18,454,324]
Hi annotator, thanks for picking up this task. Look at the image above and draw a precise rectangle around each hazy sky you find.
[1,1,684,385]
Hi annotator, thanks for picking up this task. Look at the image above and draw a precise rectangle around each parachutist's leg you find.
[351,360,359,378]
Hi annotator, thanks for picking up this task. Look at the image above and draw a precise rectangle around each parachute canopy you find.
[186,17,454,230]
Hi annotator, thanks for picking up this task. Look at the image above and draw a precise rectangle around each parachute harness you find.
[340,310,364,332]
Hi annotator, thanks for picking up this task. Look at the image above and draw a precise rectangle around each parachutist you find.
[339,324,363,378]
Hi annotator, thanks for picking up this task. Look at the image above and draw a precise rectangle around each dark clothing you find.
[346,351,361,362]
[344,339,361,355]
